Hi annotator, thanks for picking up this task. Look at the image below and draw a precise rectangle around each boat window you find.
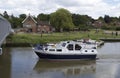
[85,50,87,52]
[45,48,48,51]
[49,49,55,51]
[62,43,66,47]
[75,44,82,50]
[56,49,62,52]
[67,44,73,51]
[92,47,96,49]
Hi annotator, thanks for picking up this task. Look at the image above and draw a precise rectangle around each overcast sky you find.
[0,0,120,19]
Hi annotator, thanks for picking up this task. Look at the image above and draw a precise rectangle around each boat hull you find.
[35,51,97,60]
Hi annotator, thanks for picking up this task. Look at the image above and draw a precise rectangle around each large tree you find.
[19,14,26,19]
[9,15,22,28]
[104,15,111,23]
[72,14,93,26]
[3,11,9,19]
[50,8,74,32]
[37,13,49,21]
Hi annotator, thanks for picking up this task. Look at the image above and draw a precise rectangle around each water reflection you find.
[0,48,11,78]
[10,47,37,78]
[33,60,96,77]
[96,42,120,78]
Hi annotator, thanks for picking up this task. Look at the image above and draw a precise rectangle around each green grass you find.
[7,30,120,45]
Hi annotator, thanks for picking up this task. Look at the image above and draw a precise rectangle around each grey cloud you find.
[0,0,120,19]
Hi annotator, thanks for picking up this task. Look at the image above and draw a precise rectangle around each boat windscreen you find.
[62,43,66,47]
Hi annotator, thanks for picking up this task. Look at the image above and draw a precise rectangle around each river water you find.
[0,42,120,78]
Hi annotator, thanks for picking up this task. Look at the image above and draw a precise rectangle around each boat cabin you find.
[44,41,96,53]
[33,40,98,60]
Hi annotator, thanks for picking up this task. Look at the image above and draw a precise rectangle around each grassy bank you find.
[5,30,120,47]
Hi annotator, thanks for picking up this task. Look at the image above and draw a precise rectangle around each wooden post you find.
[41,31,42,37]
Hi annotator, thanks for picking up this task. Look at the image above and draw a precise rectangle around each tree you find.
[3,11,9,19]
[72,14,93,26]
[37,13,49,21]
[19,14,26,19]
[98,17,104,22]
[104,15,111,23]
[50,8,74,32]
[72,14,94,30]
[8,14,23,28]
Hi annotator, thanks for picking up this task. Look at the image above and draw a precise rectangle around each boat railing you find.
[82,44,97,49]
[34,44,44,50]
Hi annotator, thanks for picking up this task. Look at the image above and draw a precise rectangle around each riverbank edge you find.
[100,38,120,42]
[2,43,32,47]
[2,38,120,47]
[2,40,105,47]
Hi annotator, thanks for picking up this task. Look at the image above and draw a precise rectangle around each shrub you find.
[116,27,120,31]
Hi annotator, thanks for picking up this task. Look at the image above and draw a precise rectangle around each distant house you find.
[92,20,103,28]
[22,14,37,33]
[37,21,52,33]
[22,14,53,33]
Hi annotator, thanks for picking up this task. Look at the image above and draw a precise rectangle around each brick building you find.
[22,14,37,32]
[22,14,52,33]
[37,21,52,33]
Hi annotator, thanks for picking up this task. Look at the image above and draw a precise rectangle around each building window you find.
[26,25,31,28]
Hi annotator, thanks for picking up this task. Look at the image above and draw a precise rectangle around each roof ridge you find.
[22,14,37,23]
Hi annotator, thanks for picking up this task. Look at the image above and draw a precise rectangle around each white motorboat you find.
[33,40,98,60]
